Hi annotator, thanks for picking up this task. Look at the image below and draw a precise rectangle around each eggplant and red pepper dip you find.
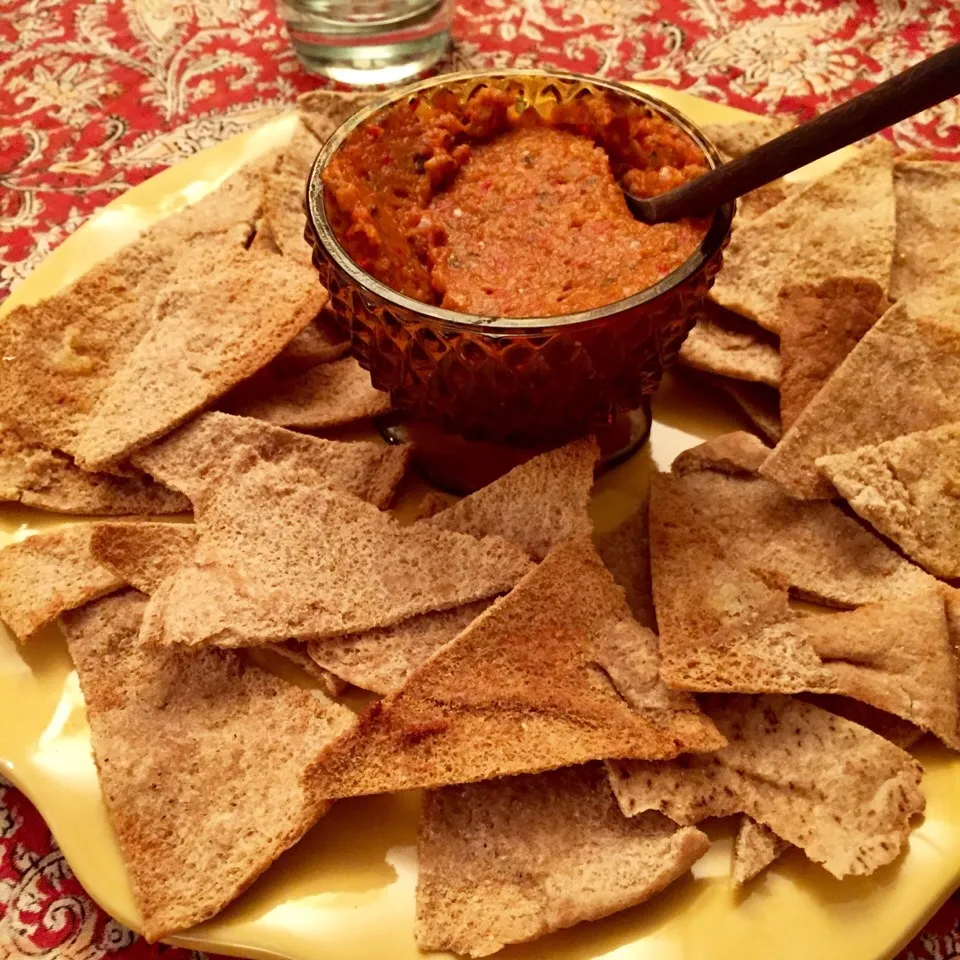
[323,87,710,319]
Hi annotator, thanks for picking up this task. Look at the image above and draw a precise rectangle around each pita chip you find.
[679,305,780,387]
[307,600,492,695]
[296,89,376,144]
[89,522,197,595]
[61,591,353,941]
[133,412,408,510]
[703,117,795,161]
[303,538,724,801]
[141,453,532,648]
[817,422,960,579]
[778,277,888,431]
[73,242,325,469]
[594,507,655,630]
[422,438,598,560]
[710,142,895,334]
[761,300,960,499]
[699,374,783,442]
[672,431,771,477]
[273,314,349,370]
[416,764,709,957]
[732,817,789,887]
[890,159,960,311]
[0,524,121,642]
[223,356,392,430]
[801,694,925,751]
[0,422,189,515]
[608,695,924,879]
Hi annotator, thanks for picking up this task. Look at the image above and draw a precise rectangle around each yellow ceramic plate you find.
[2,87,958,960]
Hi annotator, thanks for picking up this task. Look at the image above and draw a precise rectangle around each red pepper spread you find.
[323,87,710,319]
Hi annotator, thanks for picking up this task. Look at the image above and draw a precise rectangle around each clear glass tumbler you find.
[279,0,452,85]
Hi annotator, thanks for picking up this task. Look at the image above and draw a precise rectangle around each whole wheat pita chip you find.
[662,450,937,607]
[817,422,960,579]
[73,242,325,469]
[303,538,724,801]
[800,694,925,750]
[223,356,391,430]
[710,142,895,334]
[0,165,264,461]
[0,525,121,642]
[703,117,796,161]
[671,431,771,477]
[60,591,353,941]
[732,817,789,887]
[890,160,960,311]
[133,412,408,510]
[761,300,960,499]
[0,421,189,515]
[778,277,887,431]
[89,522,197,595]
[422,438,598,560]
[296,89,376,144]
[679,305,780,387]
[608,694,924,879]
[416,764,709,958]
[594,507,655,630]
[307,600,492,695]
[141,452,532,649]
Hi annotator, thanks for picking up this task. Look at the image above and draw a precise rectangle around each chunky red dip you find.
[323,87,710,319]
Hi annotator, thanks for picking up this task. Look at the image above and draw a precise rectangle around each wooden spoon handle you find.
[633,41,960,223]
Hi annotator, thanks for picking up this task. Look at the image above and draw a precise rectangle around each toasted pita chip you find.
[89,522,197,595]
[732,817,789,887]
[0,165,264,461]
[60,591,353,941]
[761,301,960,499]
[422,438,598,560]
[0,525,121,641]
[593,508,655,630]
[296,89,376,144]
[141,452,532,648]
[223,356,391,430]
[661,452,936,607]
[703,118,795,161]
[736,180,799,222]
[699,375,783,442]
[890,160,960,310]
[416,764,709,957]
[800,694,925,750]
[778,277,887,431]
[73,242,325,469]
[0,421,189,515]
[679,305,780,386]
[608,695,924,879]
[303,538,724,801]
[274,316,349,370]
[710,142,895,333]
[672,431,771,477]
[133,412,408,510]
[817,422,960,579]
[308,600,492,695]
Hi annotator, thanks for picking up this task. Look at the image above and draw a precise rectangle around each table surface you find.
[1,1,959,958]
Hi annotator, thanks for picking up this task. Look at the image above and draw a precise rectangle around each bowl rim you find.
[305,68,735,335]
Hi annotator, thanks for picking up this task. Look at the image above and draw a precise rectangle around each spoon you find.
[626,42,960,224]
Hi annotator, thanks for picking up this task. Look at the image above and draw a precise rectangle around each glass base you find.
[378,401,652,495]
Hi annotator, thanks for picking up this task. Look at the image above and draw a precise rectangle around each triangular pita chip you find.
[303,538,724,801]
[296,89,375,144]
[416,764,709,958]
[777,277,887,431]
[223,356,391,430]
[0,421,189,515]
[890,159,960,311]
[732,817,789,888]
[60,591,353,941]
[679,305,780,387]
[817,422,960,579]
[594,507,655,630]
[133,412,408,510]
[761,300,960,498]
[710,141,895,333]
[422,438,598,560]
[800,694,925,751]
[0,524,121,642]
[140,452,532,648]
[608,694,924,879]
[671,431,770,477]
[73,242,325,469]
[89,522,197,595]
[307,600,492,695]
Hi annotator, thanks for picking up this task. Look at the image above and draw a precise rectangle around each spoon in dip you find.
[626,42,960,224]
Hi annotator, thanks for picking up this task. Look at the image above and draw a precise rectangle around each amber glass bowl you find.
[305,70,734,447]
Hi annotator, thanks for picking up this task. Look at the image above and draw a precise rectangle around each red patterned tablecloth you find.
[1,1,960,958]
